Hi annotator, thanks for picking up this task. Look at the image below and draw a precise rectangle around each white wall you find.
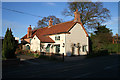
[30,35,40,52]
[49,34,65,54]
[65,23,89,56]
[29,23,89,56]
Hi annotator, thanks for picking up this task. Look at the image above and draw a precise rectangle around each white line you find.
[104,64,119,70]
[72,73,92,78]
[104,66,112,70]
[24,60,39,65]
[20,58,26,61]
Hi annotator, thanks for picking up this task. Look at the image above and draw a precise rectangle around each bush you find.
[15,49,35,57]
[39,55,50,59]
[38,53,63,61]
[54,53,62,56]
[107,44,120,53]
[87,50,109,58]
[34,53,40,58]
[2,28,17,59]
[15,48,22,55]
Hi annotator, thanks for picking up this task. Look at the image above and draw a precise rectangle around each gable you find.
[31,35,40,44]
[68,23,88,37]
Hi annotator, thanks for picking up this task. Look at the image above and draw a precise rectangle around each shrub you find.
[39,55,49,59]
[2,28,17,59]
[54,53,62,56]
[87,50,109,58]
[34,53,40,58]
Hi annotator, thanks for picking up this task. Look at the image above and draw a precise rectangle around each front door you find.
[78,47,80,55]
[46,44,51,53]
[55,45,60,53]
[46,47,50,53]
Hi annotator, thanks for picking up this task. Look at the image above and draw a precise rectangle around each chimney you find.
[48,18,53,28]
[27,25,32,38]
[74,9,81,23]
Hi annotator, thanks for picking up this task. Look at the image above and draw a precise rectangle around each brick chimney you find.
[74,9,81,23]
[48,18,53,28]
[27,25,32,38]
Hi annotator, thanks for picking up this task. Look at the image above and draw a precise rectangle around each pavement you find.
[2,55,120,79]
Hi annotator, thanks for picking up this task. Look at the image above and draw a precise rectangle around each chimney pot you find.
[50,18,52,20]
[76,9,78,12]
[27,25,32,38]
[49,18,53,27]
[74,9,81,23]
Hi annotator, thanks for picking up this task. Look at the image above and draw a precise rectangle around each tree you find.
[35,15,63,29]
[62,2,111,29]
[2,28,17,59]
[91,23,113,51]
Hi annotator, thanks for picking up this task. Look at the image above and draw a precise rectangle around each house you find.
[21,9,89,56]
[113,33,120,44]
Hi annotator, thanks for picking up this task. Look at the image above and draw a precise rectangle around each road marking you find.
[20,58,26,61]
[72,73,92,78]
[24,60,39,65]
[104,66,112,70]
[104,64,119,70]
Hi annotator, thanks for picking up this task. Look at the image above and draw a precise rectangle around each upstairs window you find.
[30,38,32,42]
[55,35,60,40]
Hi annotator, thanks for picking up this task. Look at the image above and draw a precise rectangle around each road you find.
[2,55,120,79]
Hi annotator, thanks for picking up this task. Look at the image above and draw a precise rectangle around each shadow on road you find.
[2,54,120,79]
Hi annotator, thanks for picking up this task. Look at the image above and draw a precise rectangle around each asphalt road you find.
[2,55,120,79]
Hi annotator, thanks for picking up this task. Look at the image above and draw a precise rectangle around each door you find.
[26,45,30,50]
[78,47,80,55]
[55,45,60,53]
[46,47,50,53]
[46,44,51,53]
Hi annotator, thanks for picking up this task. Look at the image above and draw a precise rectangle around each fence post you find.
[63,53,64,62]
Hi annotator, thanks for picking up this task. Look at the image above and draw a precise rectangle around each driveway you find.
[2,55,120,79]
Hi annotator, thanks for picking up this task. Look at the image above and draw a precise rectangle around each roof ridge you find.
[52,20,74,26]
[33,20,74,31]
[32,26,48,31]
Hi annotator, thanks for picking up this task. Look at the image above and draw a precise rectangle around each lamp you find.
[62,43,65,47]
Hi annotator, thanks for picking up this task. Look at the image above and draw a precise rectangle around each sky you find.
[1,2,119,42]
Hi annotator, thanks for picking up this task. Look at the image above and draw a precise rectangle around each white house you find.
[21,9,89,56]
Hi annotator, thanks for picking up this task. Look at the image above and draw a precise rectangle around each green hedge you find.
[106,44,120,53]
[38,54,63,61]
[87,50,109,58]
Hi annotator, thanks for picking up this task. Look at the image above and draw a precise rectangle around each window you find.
[30,38,32,42]
[55,35,60,40]
[82,45,87,52]
[74,44,76,47]
[26,45,30,50]
[55,45,60,53]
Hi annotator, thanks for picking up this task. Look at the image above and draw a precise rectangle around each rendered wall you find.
[30,35,40,52]
[65,23,89,55]
[49,34,65,54]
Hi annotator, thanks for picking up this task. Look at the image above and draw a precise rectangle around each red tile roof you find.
[21,20,88,43]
